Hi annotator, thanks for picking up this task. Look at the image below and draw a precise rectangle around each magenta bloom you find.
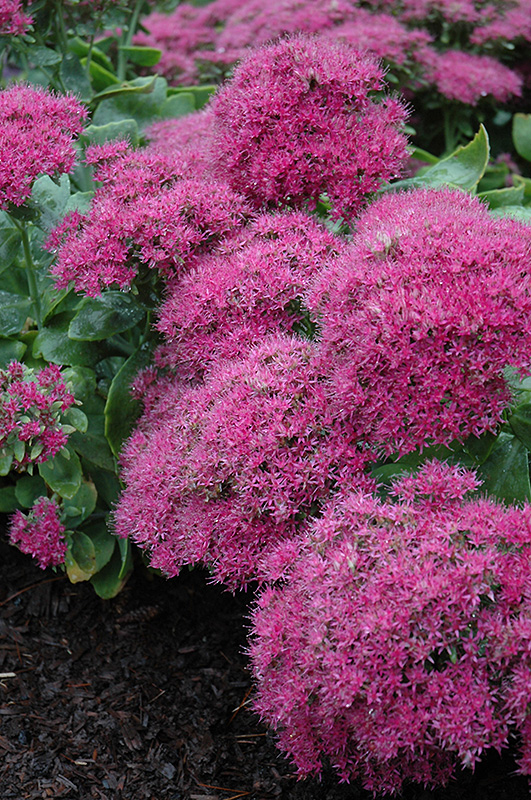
[9,497,67,569]
[310,188,531,456]
[422,49,522,105]
[211,35,409,220]
[326,10,432,69]
[48,143,252,295]
[115,335,373,588]
[251,462,531,793]
[0,84,87,209]
[0,362,74,470]
[156,210,341,379]
[0,0,32,35]
[145,109,215,178]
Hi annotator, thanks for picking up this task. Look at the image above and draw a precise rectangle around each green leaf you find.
[104,343,153,457]
[489,207,531,224]
[477,163,510,193]
[38,446,82,499]
[118,45,162,67]
[509,404,531,450]
[90,538,132,598]
[92,76,168,128]
[476,434,531,506]
[0,291,32,336]
[0,453,13,476]
[80,119,139,148]
[462,430,498,465]
[512,113,531,162]
[0,338,27,366]
[83,59,120,91]
[512,174,531,202]
[117,537,133,580]
[64,191,94,216]
[0,226,22,275]
[92,74,159,104]
[14,474,47,508]
[29,45,62,66]
[407,146,439,165]
[61,365,97,404]
[33,313,105,366]
[86,466,121,508]
[386,125,490,193]
[68,292,145,341]
[31,174,71,231]
[84,520,116,571]
[159,93,195,119]
[478,184,525,209]
[63,406,88,433]
[167,84,216,110]
[68,36,114,71]
[62,477,97,527]
[60,53,92,102]
[0,485,21,513]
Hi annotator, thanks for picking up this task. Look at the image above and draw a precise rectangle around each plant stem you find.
[117,0,145,81]
[12,218,42,328]
[443,106,458,155]
[54,0,68,56]
[109,335,135,357]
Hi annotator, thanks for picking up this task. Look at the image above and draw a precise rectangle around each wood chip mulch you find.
[0,535,530,800]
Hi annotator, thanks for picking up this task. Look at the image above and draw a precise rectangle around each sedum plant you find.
[2,1,531,791]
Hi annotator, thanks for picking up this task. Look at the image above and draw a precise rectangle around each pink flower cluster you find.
[155,210,342,379]
[0,84,87,209]
[250,462,531,794]
[136,0,525,108]
[0,0,32,35]
[422,50,523,106]
[9,497,67,569]
[48,143,251,295]
[115,335,374,588]
[210,35,409,219]
[0,361,74,470]
[310,188,531,456]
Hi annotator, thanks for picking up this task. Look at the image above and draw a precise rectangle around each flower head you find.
[251,462,531,793]
[211,34,409,219]
[156,210,341,379]
[310,188,531,456]
[0,84,87,208]
[115,335,373,588]
[0,0,32,35]
[0,362,74,470]
[48,143,252,295]
[9,497,67,569]
[422,49,522,105]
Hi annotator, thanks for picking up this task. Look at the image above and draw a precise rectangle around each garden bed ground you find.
[0,535,529,800]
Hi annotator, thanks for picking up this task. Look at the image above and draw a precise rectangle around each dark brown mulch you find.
[0,534,530,800]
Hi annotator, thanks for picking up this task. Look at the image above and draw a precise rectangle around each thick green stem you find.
[13,219,42,328]
[54,0,69,55]
[117,0,145,81]
[443,106,458,155]
[109,335,135,357]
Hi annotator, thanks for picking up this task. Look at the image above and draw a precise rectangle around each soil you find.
[0,535,530,800]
